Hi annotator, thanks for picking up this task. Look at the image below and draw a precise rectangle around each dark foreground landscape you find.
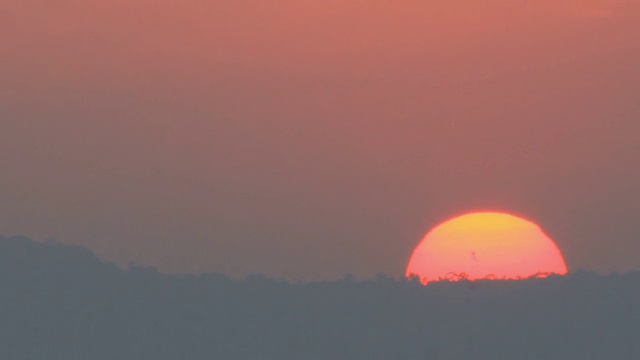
[1,235,639,359]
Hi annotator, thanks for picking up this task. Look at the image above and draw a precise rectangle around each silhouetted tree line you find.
[1,235,639,359]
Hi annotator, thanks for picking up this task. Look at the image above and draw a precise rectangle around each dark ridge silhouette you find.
[1,235,639,359]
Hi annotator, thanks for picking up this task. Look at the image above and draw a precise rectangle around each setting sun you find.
[406,212,568,283]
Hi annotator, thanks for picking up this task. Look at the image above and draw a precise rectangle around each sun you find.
[406,212,568,284]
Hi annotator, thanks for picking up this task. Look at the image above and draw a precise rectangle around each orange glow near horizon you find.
[406,212,568,284]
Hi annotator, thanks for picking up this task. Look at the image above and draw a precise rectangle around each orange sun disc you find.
[406,212,568,284]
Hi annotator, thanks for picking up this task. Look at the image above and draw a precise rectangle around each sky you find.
[1,0,639,280]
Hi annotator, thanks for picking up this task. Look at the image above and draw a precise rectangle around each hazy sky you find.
[2,0,639,280]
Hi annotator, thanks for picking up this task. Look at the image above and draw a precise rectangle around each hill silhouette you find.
[1,235,639,359]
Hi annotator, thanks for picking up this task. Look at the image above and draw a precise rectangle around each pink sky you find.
[1,0,639,279]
